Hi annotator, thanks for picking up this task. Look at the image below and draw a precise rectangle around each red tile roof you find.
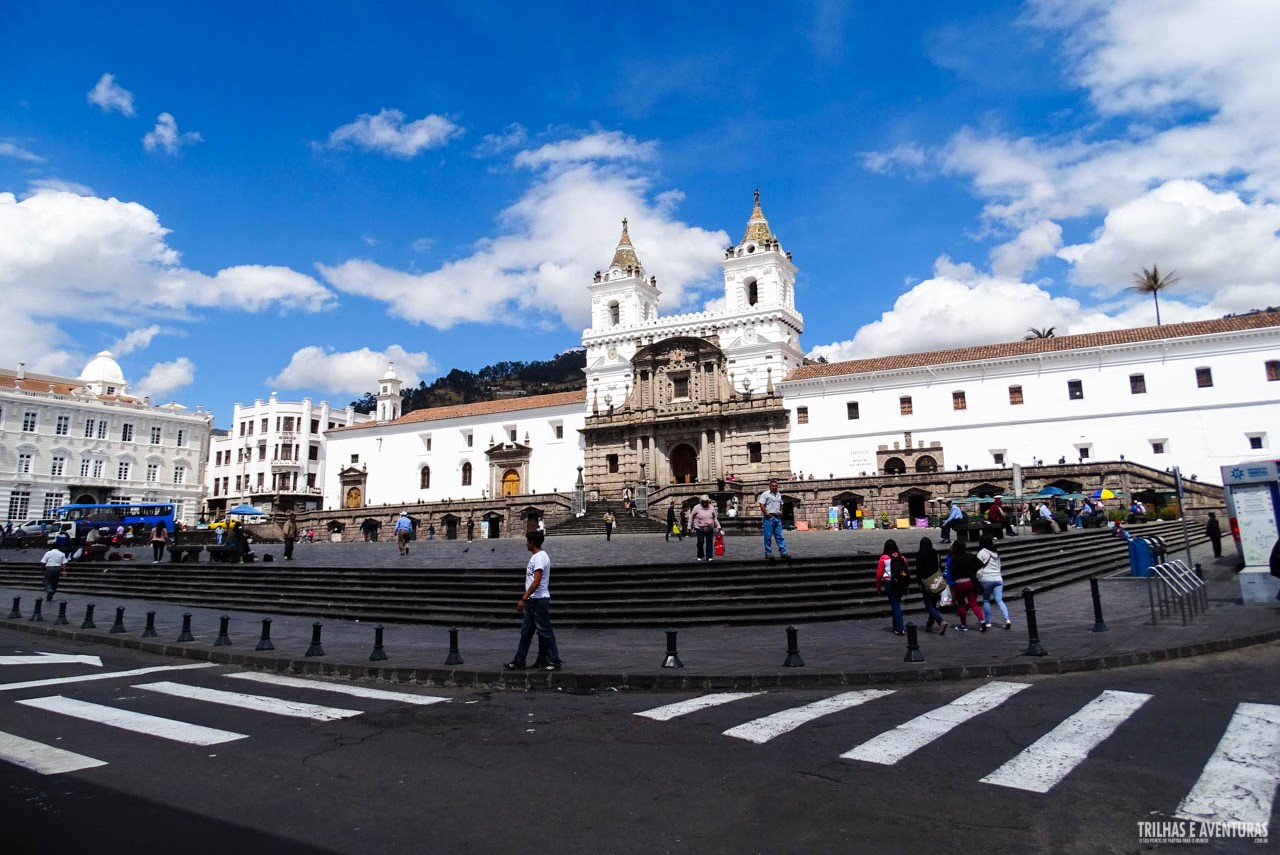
[787,312,1280,381]
[328,389,587,432]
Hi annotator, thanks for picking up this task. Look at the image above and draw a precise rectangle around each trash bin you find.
[1128,537,1155,577]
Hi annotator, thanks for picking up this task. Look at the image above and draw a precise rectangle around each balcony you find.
[271,461,301,473]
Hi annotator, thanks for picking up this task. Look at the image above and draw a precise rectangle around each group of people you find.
[875,536,1012,636]
[661,480,792,563]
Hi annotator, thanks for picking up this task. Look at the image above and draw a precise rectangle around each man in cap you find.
[394,511,414,555]
[688,494,720,562]
[757,480,790,561]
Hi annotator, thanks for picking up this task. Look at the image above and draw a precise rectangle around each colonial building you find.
[0,352,212,525]
[206,393,370,517]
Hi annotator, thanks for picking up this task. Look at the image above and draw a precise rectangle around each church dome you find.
[79,350,126,385]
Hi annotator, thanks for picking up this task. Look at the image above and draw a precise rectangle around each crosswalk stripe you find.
[0,729,108,775]
[1177,702,1280,826]
[0,662,218,693]
[724,690,895,744]
[224,672,449,706]
[635,692,765,722]
[134,681,363,721]
[17,695,248,745]
[980,689,1152,793]
[842,681,1033,765]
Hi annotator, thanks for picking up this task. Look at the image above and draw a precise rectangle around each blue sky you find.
[3,0,1279,428]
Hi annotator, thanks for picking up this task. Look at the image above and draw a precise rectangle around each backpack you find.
[889,553,911,591]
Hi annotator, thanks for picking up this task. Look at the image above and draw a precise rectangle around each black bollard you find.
[81,603,96,629]
[305,622,325,657]
[661,627,683,669]
[1089,577,1109,633]
[782,625,804,667]
[142,610,158,638]
[109,606,126,634]
[29,599,44,622]
[444,626,463,666]
[1022,587,1047,656]
[903,622,925,663]
[54,601,69,626]
[7,596,20,620]
[255,617,275,651]
[214,615,232,647]
[176,612,194,643]
[369,625,388,662]
[1194,562,1204,580]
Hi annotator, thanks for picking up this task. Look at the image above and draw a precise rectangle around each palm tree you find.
[1131,264,1179,326]
[1024,327,1056,340]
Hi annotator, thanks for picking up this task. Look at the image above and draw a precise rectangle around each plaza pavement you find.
[2,527,1277,690]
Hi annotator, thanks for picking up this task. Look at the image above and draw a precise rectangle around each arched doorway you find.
[345,487,362,508]
[670,444,697,483]
[898,488,930,522]
[502,469,521,497]
[74,493,96,504]
[915,455,938,473]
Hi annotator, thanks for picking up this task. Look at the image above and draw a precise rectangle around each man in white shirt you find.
[41,546,69,601]
[757,480,790,561]
[504,530,563,672]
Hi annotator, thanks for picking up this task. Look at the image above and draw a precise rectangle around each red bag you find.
[714,532,725,557]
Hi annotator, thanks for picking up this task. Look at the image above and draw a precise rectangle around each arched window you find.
[884,457,906,475]
[608,301,620,325]
[746,280,759,306]
[461,461,472,487]
[419,466,430,489]
[915,455,938,473]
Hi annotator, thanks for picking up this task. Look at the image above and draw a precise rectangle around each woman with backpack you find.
[945,540,987,631]
[874,539,909,636]
[976,536,1010,630]
[914,537,948,635]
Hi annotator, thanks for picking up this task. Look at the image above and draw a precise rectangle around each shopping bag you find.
[938,586,954,608]
[672,523,681,536]
[714,532,725,557]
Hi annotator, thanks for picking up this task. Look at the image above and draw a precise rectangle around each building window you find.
[672,374,690,399]
[900,396,913,415]
[1249,434,1266,450]
[173,466,186,485]
[420,467,431,489]
[92,460,103,478]
[952,391,967,411]
[258,445,267,461]
[235,475,243,492]
[1196,367,1213,388]
[1130,374,1146,394]
[84,418,96,438]
[350,454,359,464]
[245,421,253,436]
[608,301,620,325]
[846,401,859,420]
[177,429,186,446]
[283,416,295,432]
[464,431,473,448]
[509,427,518,442]
[1267,360,1280,382]
[1067,380,1084,400]
[80,459,91,477]
[121,423,134,442]
[56,415,70,436]
[17,453,32,474]
[260,418,269,433]
[1008,385,1023,405]
[554,424,564,440]
[97,421,107,439]
[748,442,762,463]
[747,280,759,306]
[606,454,619,473]
[796,406,809,425]
[992,452,1005,465]
[461,462,473,486]
[117,462,131,480]
[8,490,30,520]
[22,411,37,432]
[43,493,65,515]
[309,445,319,461]
[50,456,65,476]
[150,426,162,444]
[146,463,159,483]
[256,472,264,488]
[1151,440,1166,454]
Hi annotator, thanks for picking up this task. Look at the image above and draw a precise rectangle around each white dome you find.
[79,350,126,385]
[381,363,399,382]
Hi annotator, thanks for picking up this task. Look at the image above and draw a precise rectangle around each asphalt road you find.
[1,632,1276,854]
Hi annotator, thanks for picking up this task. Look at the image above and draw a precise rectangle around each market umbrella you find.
[1089,489,1116,499]
[228,504,267,516]
[1036,486,1066,496]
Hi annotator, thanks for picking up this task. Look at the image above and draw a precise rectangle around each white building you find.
[0,352,213,524]
[207,393,371,517]
[781,313,1280,484]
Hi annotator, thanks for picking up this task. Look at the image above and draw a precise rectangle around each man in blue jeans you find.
[940,500,964,543]
[504,530,563,672]
[758,479,790,561]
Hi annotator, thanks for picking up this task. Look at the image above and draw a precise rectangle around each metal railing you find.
[1146,559,1208,626]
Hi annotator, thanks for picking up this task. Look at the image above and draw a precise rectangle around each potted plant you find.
[878,511,892,530]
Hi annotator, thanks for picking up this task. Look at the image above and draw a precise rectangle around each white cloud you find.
[862,143,926,175]
[990,219,1063,278]
[143,113,202,155]
[87,73,135,116]
[134,357,195,399]
[267,345,434,396]
[110,325,162,356]
[0,189,336,370]
[0,141,41,162]
[320,108,462,157]
[319,131,727,330]
[409,236,434,254]
[28,178,95,195]
[474,123,528,157]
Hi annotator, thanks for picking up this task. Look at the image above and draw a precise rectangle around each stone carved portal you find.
[345,487,362,508]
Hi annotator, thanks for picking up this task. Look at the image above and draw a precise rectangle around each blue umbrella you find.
[1036,486,1066,496]
[227,504,267,516]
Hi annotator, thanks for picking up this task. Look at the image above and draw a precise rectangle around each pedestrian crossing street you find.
[0,664,450,775]
[634,682,1280,827]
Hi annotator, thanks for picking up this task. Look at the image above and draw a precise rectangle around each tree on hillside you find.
[1131,264,1179,327]
[1024,327,1056,339]
[349,392,376,414]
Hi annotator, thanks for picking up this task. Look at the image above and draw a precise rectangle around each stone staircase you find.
[0,525,1206,629]
[546,500,669,536]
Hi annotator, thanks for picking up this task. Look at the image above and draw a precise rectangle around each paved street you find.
[1,634,1276,853]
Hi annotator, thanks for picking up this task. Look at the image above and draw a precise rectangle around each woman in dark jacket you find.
[914,537,948,634]
[945,540,987,631]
